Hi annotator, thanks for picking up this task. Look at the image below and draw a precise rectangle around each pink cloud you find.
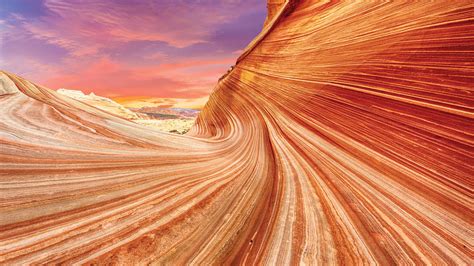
[44,56,233,98]
[1,0,265,99]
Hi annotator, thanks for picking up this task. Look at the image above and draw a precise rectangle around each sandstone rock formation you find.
[0,1,473,264]
[56,89,198,134]
[57,89,140,120]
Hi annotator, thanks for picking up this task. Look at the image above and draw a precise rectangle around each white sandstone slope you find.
[57,89,139,120]
[56,88,196,134]
[0,72,20,95]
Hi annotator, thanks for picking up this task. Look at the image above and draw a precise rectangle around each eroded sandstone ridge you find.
[56,89,198,134]
[1,1,473,264]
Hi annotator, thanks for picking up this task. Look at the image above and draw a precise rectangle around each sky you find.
[0,0,266,108]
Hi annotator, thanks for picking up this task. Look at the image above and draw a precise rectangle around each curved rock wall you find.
[1,1,473,264]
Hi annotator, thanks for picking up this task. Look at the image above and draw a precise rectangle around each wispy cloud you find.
[0,0,266,99]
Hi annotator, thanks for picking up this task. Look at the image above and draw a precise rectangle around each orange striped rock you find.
[1,1,473,264]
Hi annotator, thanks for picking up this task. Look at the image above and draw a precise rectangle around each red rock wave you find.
[1,1,473,264]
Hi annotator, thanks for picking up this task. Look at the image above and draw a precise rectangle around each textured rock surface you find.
[1,1,473,264]
[0,72,20,95]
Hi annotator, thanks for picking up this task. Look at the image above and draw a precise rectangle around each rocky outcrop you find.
[0,1,473,264]
[263,0,285,27]
[56,89,197,134]
[57,88,140,120]
[0,72,20,95]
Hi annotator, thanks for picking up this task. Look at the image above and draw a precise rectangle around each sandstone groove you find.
[1,1,473,264]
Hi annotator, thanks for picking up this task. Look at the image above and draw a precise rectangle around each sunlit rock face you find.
[264,0,285,27]
[55,89,198,134]
[57,89,140,120]
[0,72,19,95]
[1,1,473,265]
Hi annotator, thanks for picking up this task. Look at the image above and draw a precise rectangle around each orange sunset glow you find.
[114,95,209,109]
[0,0,267,108]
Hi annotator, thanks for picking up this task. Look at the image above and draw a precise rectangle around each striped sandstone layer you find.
[1,1,473,264]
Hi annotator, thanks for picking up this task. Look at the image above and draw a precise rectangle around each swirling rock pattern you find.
[1,1,473,264]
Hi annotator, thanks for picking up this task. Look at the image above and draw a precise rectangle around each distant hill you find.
[56,89,198,134]
[130,107,199,120]
[57,89,140,120]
